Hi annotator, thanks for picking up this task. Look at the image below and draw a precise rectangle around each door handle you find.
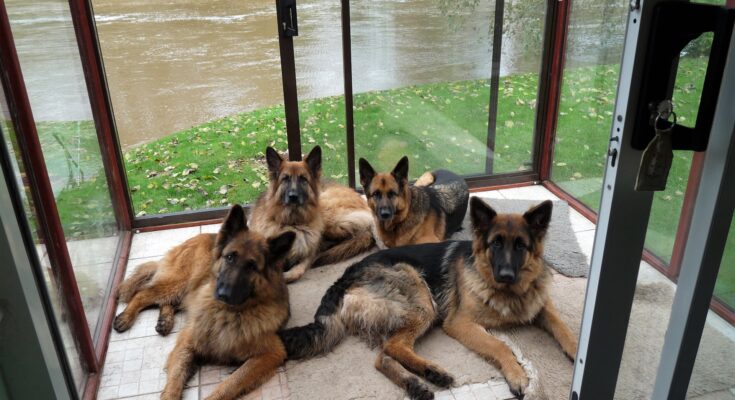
[632,2,734,152]
[277,0,298,37]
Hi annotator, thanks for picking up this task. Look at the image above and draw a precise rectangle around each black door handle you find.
[632,2,734,152]
[277,0,298,37]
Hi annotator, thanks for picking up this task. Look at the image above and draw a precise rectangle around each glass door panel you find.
[91,0,288,214]
[6,0,120,340]
[1,85,86,394]
[350,0,545,180]
[293,0,348,184]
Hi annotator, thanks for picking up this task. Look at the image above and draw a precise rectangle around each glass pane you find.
[294,0,348,184]
[552,0,628,210]
[92,0,287,213]
[685,215,735,399]
[715,218,735,310]
[552,0,708,263]
[7,0,119,338]
[1,88,86,393]
[350,0,544,180]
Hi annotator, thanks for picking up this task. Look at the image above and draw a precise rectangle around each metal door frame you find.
[571,1,735,398]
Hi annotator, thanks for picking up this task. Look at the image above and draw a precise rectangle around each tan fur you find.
[366,173,445,247]
[251,147,375,283]
[281,199,576,399]
[359,158,468,249]
[249,158,323,284]
[113,234,216,335]
[442,200,577,395]
[160,207,293,400]
[413,171,435,187]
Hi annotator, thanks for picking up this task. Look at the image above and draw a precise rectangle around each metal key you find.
[635,101,676,191]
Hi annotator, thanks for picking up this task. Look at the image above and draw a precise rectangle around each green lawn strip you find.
[123,75,538,215]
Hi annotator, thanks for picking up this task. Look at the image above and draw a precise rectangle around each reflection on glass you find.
[552,0,712,262]
[294,0,347,184]
[1,90,86,393]
[91,0,286,213]
[351,0,542,179]
[553,0,627,210]
[6,0,119,339]
[714,218,735,311]
[685,215,735,399]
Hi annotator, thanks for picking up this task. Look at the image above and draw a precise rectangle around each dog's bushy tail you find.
[313,229,375,267]
[279,273,353,359]
[313,210,376,267]
[116,261,158,303]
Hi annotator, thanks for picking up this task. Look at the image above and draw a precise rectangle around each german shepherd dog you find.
[279,198,577,399]
[114,206,294,339]
[359,156,469,247]
[155,205,295,400]
[250,145,375,283]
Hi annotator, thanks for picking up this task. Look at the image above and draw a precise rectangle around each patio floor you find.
[95,185,735,400]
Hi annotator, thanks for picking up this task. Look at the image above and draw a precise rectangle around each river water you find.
[8,0,627,149]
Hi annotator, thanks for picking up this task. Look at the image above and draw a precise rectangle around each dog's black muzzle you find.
[214,271,252,306]
[493,265,518,284]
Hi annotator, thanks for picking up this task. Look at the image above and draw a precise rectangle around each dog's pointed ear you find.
[358,158,376,191]
[305,145,322,178]
[267,231,296,265]
[266,147,284,178]
[391,156,409,186]
[524,200,552,238]
[216,204,248,256]
[470,197,496,235]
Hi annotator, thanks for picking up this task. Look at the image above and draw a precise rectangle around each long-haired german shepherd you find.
[359,156,469,247]
[250,145,375,283]
[156,205,295,400]
[279,198,577,399]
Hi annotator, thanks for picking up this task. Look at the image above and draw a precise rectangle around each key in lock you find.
[635,100,676,191]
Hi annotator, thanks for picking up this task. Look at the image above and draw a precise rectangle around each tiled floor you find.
[97,185,734,400]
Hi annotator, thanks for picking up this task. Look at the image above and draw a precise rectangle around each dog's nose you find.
[496,269,516,284]
[379,209,392,220]
[216,285,231,303]
[286,191,300,204]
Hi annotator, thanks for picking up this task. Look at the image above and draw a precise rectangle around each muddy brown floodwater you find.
[11,0,625,149]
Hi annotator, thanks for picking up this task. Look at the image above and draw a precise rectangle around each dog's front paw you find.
[156,315,174,336]
[503,365,529,399]
[423,366,454,388]
[113,313,133,332]
[405,377,434,400]
[563,342,578,362]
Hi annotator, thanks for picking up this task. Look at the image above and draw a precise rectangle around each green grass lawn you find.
[14,56,732,310]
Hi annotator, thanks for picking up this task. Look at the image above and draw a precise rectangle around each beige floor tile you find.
[497,185,560,201]
[568,208,596,233]
[574,229,595,264]
[129,227,200,259]
[471,190,505,199]
[200,223,221,234]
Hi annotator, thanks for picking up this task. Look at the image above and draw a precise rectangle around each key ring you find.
[654,110,677,132]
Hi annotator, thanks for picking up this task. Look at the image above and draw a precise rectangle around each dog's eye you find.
[225,253,236,263]
[491,238,503,248]
[514,241,527,250]
[387,190,397,198]
[372,191,381,198]
[298,175,307,183]
[280,175,289,183]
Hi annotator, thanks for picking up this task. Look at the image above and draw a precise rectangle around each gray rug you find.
[451,198,590,277]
